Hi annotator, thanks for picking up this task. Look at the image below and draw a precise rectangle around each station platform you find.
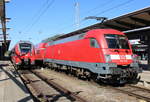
[140,70,150,83]
[0,61,33,102]
[138,60,150,83]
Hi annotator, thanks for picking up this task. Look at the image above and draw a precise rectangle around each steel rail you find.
[110,85,150,102]
[31,70,88,102]
[31,67,150,102]
[15,69,41,102]
[20,73,50,101]
[129,85,150,93]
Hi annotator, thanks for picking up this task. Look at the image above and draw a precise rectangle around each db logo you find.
[120,55,126,59]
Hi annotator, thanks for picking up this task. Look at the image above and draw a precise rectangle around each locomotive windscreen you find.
[19,43,31,53]
[105,34,129,49]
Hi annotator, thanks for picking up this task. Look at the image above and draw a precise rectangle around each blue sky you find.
[6,0,150,49]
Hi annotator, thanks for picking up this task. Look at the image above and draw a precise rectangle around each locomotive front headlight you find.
[126,55,132,59]
[105,54,111,62]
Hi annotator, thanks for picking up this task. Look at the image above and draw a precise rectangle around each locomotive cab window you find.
[105,34,129,49]
[19,43,32,53]
[90,38,99,48]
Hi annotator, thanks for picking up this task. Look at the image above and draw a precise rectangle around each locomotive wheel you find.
[91,73,98,82]
[76,68,81,79]
[63,66,68,75]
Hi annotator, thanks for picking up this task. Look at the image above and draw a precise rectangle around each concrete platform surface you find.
[140,70,150,82]
[0,61,33,102]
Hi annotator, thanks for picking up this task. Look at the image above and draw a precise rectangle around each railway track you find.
[14,65,150,102]
[52,67,150,101]
[18,69,87,102]
[110,85,150,102]
[32,68,150,102]
[86,78,150,101]
[49,67,150,101]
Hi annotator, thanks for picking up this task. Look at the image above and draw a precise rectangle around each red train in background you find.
[11,29,142,84]
[10,41,33,68]
[29,41,47,66]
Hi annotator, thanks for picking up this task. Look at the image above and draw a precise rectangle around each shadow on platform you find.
[0,77,11,82]
[18,95,33,102]
[0,65,29,94]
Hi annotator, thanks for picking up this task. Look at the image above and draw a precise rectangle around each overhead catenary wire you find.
[21,0,135,41]
[80,0,136,26]
[24,0,55,34]
[55,0,135,34]
[83,0,115,15]
[22,0,49,32]
[55,0,115,34]
[94,0,135,16]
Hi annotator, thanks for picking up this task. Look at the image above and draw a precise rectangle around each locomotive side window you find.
[90,38,99,48]
[105,34,129,49]
[48,41,53,46]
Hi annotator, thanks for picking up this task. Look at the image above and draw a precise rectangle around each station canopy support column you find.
[147,35,150,68]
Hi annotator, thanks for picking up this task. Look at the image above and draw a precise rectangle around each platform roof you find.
[0,0,7,47]
[55,6,150,40]
[0,0,5,17]
[0,0,6,40]
[93,6,150,32]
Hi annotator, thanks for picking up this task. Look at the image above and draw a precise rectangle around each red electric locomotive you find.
[44,29,142,84]
[11,41,33,68]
